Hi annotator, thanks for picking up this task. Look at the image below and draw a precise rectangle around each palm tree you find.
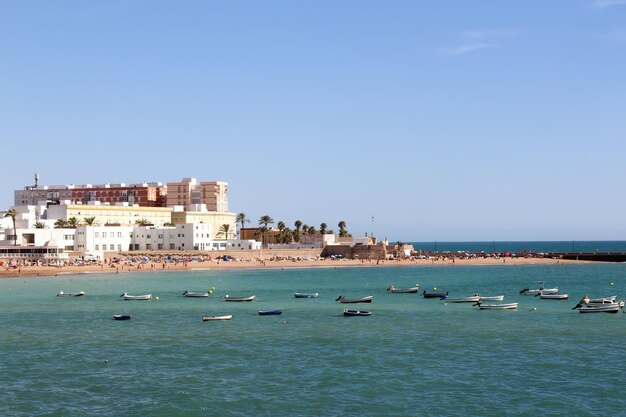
[4,208,17,246]
[34,221,46,229]
[294,220,302,242]
[236,213,250,237]
[83,216,99,226]
[277,221,286,231]
[218,224,233,240]
[258,215,274,228]
[301,224,308,243]
[279,227,293,244]
[258,225,269,248]
[338,220,348,237]
[163,222,175,227]
[135,218,152,226]
[308,226,316,241]
[66,217,81,228]
[54,219,68,228]
[320,223,328,235]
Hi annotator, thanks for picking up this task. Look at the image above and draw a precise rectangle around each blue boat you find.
[421,290,448,299]
[258,310,284,316]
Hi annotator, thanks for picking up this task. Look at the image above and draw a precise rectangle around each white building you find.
[131,223,212,251]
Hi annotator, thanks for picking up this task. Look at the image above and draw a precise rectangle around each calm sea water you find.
[408,240,626,253]
[1,263,626,416]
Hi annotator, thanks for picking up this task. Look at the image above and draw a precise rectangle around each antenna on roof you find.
[35,172,40,187]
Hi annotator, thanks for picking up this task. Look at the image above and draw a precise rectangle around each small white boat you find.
[387,285,420,293]
[343,309,371,316]
[57,291,85,297]
[478,295,504,301]
[577,303,622,314]
[120,292,152,301]
[538,293,568,300]
[224,295,255,302]
[520,281,558,295]
[202,315,233,321]
[294,292,319,298]
[183,290,210,298]
[445,295,481,303]
[475,302,518,310]
[336,295,373,303]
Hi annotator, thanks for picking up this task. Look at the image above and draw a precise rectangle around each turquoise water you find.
[409,240,626,253]
[1,264,626,416]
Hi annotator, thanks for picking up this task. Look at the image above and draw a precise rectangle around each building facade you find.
[47,203,173,227]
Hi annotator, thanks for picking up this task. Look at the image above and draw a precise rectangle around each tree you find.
[236,212,250,231]
[163,222,175,227]
[218,224,233,240]
[294,220,302,242]
[4,208,17,246]
[258,215,274,228]
[257,225,269,248]
[301,224,308,243]
[135,219,152,226]
[338,220,348,237]
[279,227,293,244]
[83,216,99,226]
[34,221,46,229]
[320,223,328,235]
[54,219,68,228]
[66,217,81,228]
[277,221,285,231]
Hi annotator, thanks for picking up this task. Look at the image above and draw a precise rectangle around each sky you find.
[1,0,625,241]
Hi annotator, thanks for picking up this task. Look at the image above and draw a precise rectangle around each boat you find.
[335,295,373,303]
[474,302,518,310]
[57,291,85,297]
[258,310,284,315]
[577,303,622,313]
[113,315,131,320]
[343,309,371,316]
[294,292,319,298]
[224,295,255,302]
[478,295,504,301]
[183,290,210,298]
[572,295,618,309]
[421,290,448,299]
[120,293,152,300]
[445,295,480,303]
[202,315,233,321]
[538,293,568,300]
[520,281,558,295]
[387,285,420,293]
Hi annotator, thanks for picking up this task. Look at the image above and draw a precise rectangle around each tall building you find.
[166,178,228,211]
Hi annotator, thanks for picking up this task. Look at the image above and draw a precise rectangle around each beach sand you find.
[0,256,586,278]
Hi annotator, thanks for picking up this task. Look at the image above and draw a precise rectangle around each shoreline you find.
[0,257,590,279]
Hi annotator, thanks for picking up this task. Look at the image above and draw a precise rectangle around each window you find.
[158,234,163,239]
[146,244,151,250]
[109,244,114,250]
[95,245,99,250]
[117,244,121,251]
[117,232,122,238]
[147,235,151,239]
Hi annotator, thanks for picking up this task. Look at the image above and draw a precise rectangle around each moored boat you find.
[520,281,558,295]
[120,293,152,300]
[387,285,420,293]
[258,310,284,315]
[478,295,504,301]
[577,303,622,313]
[294,292,319,298]
[538,293,568,300]
[335,295,373,303]
[224,295,255,302]
[343,309,371,316]
[183,290,211,298]
[421,290,448,299]
[445,295,480,303]
[57,291,85,297]
[113,314,131,320]
[202,315,233,321]
[474,302,518,310]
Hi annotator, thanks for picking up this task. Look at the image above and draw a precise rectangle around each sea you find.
[2,254,626,416]
[408,240,626,254]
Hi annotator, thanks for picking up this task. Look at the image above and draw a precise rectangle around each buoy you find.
[611,282,614,286]
[155,296,159,301]
[433,287,437,291]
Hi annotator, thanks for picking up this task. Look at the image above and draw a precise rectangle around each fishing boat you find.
[294,292,319,298]
[202,315,233,321]
[421,290,448,299]
[335,295,373,303]
[387,285,420,293]
[520,281,558,295]
[183,290,210,298]
[57,291,85,297]
[577,303,622,313]
[258,310,284,315]
[113,315,131,320]
[572,295,617,309]
[474,302,518,310]
[120,293,152,301]
[224,295,255,302]
[445,295,480,303]
[478,295,504,301]
[343,309,371,316]
[538,293,568,300]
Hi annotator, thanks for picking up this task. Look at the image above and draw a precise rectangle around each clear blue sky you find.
[1,0,625,241]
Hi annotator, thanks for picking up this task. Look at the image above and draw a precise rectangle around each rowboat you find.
[335,295,373,303]
[387,285,420,293]
[294,292,319,298]
[202,315,233,321]
[520,281,558,295]
[577,303,622,313]
[224,295,255,302]
[258,310,284,315]
[343,309,371,316]
[445,295,480,303]
[474,302,518,310]
[538,293,568,300]
[421,291,448,299]
[478,295,504,301]
[183,290,210,298]
[120,293,152,300]
[57,291,85,297]
[113,315,131,320]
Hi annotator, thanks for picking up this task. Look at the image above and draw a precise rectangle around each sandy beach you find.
[0,256,587,278]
